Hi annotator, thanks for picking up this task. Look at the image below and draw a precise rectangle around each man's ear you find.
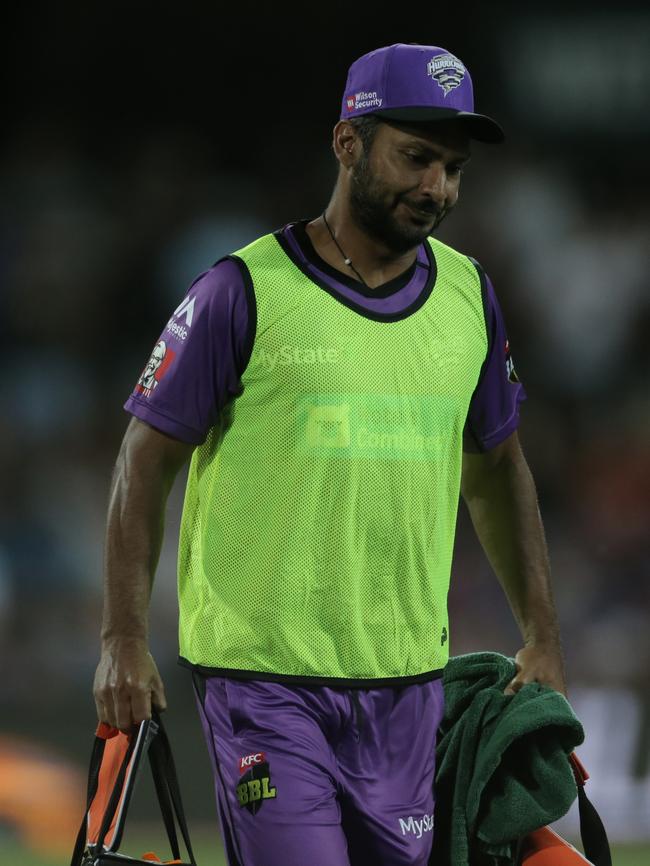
[332,120,358,168]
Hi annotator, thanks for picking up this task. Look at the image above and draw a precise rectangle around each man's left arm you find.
[460,429,567,697]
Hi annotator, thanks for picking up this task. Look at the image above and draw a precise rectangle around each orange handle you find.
[569,752,589,787]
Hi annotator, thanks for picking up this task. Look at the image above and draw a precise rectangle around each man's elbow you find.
[461,430,524,500]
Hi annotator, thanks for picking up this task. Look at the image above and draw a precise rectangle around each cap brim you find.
[370,107,504,143]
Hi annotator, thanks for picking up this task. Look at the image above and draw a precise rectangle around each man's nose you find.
[419,164,447,203]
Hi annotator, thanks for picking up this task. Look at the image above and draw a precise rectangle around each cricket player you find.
[93,44,567,866]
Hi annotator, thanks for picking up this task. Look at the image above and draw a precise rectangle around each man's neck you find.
[305,204,418,290]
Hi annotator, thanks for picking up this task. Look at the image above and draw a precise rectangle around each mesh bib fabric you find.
[177,232,487,683]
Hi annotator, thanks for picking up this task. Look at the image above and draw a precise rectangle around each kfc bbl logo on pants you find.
[235,751,277,815]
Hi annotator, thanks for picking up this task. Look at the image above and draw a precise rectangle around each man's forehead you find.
[380,119,471,157]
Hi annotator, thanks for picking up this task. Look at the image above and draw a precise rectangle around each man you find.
[93,44,566,866]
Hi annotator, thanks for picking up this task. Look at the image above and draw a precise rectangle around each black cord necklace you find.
[322,211,369,288]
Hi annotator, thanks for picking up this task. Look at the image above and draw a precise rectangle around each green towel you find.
[430,652,585,866]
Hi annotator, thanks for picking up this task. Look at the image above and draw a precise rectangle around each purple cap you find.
[340,43,504,143]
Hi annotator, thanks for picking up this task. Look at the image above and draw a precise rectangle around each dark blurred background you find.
[1,2,649,859]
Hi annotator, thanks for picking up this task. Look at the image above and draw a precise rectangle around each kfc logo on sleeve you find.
[504,339,519,383]
[135,340,176,398]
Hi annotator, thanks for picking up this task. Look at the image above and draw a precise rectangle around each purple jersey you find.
[125,221,526,448]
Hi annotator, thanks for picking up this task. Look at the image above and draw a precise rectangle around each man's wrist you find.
[523,632,563,651]
[101,631,149,648]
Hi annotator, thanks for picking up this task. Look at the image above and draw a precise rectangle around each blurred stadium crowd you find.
[1,3,648,851]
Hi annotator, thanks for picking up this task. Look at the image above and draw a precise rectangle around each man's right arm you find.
[93,417,194,732]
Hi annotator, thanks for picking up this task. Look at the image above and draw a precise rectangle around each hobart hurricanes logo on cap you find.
[346,90,383,112]
[427,53,465,96]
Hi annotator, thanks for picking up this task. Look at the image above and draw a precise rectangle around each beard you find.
[348,151,453,254]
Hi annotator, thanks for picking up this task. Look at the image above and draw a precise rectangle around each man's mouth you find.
[403,201,440,220]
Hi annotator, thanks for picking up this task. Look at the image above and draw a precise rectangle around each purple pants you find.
[192,672,445,866]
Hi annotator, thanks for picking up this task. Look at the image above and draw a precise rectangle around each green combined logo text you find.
[296,393,458,461]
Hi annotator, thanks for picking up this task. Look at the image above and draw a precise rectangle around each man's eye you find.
[405,151,427,164]
[447,165,463,176]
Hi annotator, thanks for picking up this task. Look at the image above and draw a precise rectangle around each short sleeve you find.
[463,267,527,452]
[124,258,255,444]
